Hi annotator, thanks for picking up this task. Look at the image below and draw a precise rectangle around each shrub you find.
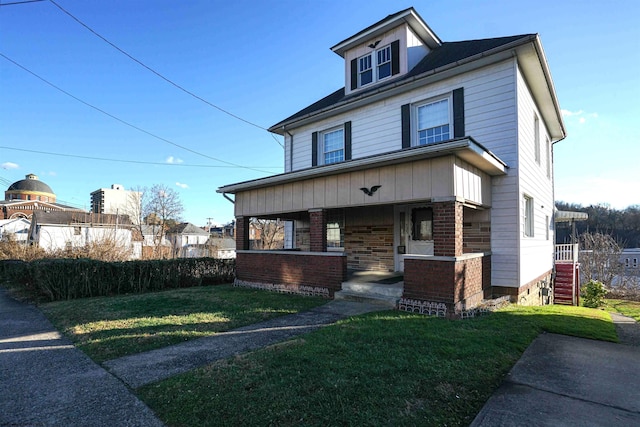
[0,257,235,302]
[581,280,608,308]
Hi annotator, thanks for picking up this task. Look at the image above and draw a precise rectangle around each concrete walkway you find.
[103,300,388,388]
[0,288,164,427]
[471,314,640,426]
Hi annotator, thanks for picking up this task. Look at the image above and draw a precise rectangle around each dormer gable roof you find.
[330,7,441,57]
[270,34,537,132]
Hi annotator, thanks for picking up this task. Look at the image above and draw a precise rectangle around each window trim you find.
[534,114,541,165]
[523,194,534,237]
[319,126,345,166]
[412,94,453,147]
[356,43,394,88]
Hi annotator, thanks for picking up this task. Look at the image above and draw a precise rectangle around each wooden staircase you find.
[554,244,580,306]
[554,263,578,305]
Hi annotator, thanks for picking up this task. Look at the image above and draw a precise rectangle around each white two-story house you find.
[218,8,565,309]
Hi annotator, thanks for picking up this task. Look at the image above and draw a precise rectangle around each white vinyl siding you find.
[516,64,555,286]
[290,60,517,171]
[286,59,556,289]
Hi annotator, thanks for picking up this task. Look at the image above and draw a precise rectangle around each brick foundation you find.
[403,253,491,311]
[235,250,346,296]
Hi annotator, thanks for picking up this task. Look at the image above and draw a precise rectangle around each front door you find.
[395,205,435,272]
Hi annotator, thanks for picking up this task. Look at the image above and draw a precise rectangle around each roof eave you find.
[330,8,441,58]
[270,35,537,134]
[217,137,507,194]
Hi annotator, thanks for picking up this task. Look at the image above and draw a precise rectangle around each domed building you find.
[5,173,56,203]
[1,174,82,219]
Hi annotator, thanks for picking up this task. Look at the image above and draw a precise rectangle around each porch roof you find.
[218,137,507,195]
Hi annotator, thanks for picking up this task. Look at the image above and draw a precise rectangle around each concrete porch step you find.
[334,282,403,308]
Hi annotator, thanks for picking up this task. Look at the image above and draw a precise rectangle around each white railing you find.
[555,244,579,263]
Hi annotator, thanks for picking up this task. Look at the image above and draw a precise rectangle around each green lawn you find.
[135,303,615,427]
[39,284,326,362]
[607,298,640,321]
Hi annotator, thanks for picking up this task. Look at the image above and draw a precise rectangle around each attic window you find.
[351,40,400,90]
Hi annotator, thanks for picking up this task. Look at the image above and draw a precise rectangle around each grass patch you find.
[39,284,326,362]
[138,304,616,427]
[607,298,640,321]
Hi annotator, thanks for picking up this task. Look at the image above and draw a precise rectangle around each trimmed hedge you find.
[0,257,235,302]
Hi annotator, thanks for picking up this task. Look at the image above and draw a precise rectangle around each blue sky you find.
[1,0,638,226]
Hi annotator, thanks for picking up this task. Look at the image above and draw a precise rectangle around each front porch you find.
[222,139,504,311]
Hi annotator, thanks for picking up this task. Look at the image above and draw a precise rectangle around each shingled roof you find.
[269,34,534,132]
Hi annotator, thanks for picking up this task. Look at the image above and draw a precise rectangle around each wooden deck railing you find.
[555,244,579,263]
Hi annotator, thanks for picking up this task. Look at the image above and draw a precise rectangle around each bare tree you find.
[251,218,285,250]
[142,184,184,255]
[579,232,623,288]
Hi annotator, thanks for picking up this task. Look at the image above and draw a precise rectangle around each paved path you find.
[0,288,164,427]
[471,313,640,426]
[104,300,388,388]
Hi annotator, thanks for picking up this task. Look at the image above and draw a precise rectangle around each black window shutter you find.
[312,132,318,166]
[401,104,411,149]
[391,40,400,76]
[453,87,465,138]
[344,121,352,161]
[350,59,358,90]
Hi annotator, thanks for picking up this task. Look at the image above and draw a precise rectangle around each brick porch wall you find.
[344,225,394,272]
[403,253,491,310]
[463,221,491,253]
[235,250,346,296]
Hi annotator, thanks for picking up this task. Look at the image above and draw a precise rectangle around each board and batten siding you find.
[233,156,490,217]
[515,64,555,286]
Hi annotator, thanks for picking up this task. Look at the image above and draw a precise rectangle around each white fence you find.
[555,244,579,263]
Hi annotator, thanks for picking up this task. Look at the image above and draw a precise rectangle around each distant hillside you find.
[556,202,640,248]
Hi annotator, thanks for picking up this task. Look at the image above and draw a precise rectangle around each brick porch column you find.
[236,216,250,250]
[309,209,327,252]
[433,200,463,257]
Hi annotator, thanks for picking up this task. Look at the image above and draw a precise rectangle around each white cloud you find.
[1,162,19,170]
[166,156,184,164]
[561,109,598,124]
[176,182,189,189]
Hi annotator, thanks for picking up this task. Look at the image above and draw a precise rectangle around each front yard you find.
[38,285,621,426]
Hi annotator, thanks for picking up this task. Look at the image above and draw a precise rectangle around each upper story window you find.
[377,45,392,79]
[322,127,344,165]
[534,114,541,164]
[416,98,451,145]
[401,88,464,149]
[312,121,352,167]
[358,55,373,86]
[523,194,534,237]
[351,41,400,90]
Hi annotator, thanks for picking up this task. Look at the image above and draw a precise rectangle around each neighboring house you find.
[218,8,565,309]
[29,211,134,254]
[131,224,172,259]
[166,222,211,258]
[207,235,237,259]
[0,218,31,243]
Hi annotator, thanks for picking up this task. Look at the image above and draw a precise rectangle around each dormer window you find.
[377,45,392,79]
[351,41,400,90]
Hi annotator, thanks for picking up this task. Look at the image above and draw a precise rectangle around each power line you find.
[0,53,277,175]
[0,146,282,169]
[0,0,46,6]
[48,0,284,149]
